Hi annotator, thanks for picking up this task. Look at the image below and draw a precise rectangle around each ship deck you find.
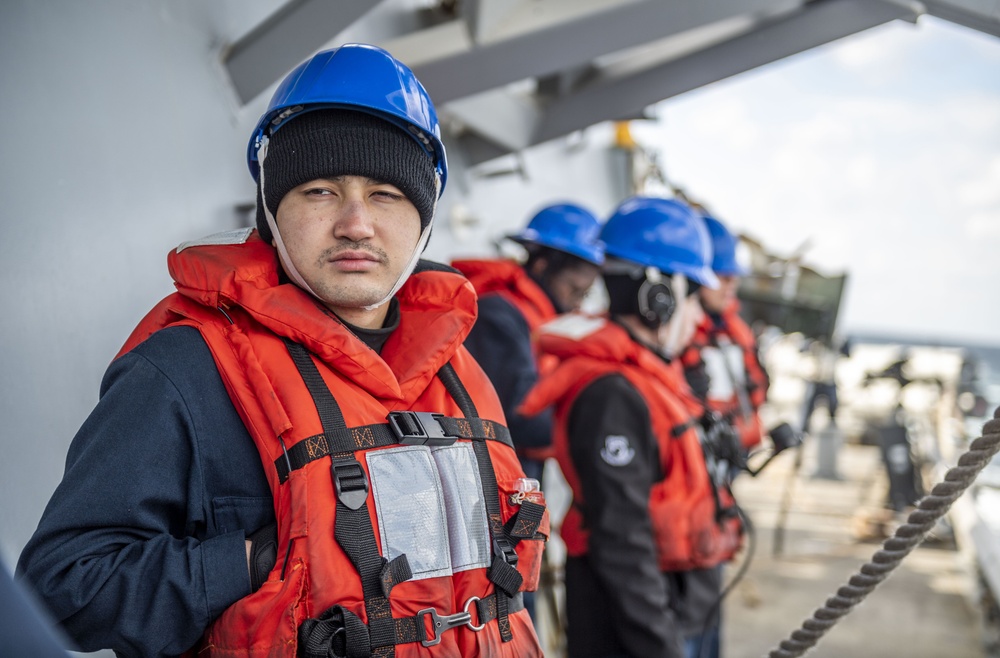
[535,437,988,657]
[722,438,984,657]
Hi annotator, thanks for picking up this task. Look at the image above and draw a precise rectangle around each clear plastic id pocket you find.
[366,443,490,581]
[499,479,550,592]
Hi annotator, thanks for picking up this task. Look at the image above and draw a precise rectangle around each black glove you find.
[768,422,802,453]
[248,523,278,592]
[701,411,746,473]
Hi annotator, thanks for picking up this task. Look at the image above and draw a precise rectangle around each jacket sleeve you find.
[463,294,553,450]
[567,374,685,658]
[16,329,257,657]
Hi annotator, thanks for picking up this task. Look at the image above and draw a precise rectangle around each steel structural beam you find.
[412,0,797,105]
[922,0,1000,37]
[446,89,539,152]
[464,0,522,43]
[532,0,921,145]
[223,0,381,104]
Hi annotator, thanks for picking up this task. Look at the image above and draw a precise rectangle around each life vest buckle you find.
[387,411,457,446]
[493,535,519,568]
[417,605,475,646]
[331,456,369,510]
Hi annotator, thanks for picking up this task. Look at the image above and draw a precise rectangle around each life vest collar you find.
[451,259,556,329]
[167,232,479,402]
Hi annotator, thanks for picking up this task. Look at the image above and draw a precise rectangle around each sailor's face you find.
[658,293,705,354]
[699,274,739,314]
[678,294,706,348]
[548,262,601,312]
[274,175,421,325]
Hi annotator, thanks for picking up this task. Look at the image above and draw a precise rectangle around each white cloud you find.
[957,156,1000,208]
[829,24,908,70]
[965,212,1000,239]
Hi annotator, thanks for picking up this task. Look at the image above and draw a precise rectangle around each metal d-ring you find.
[463,596,486,631]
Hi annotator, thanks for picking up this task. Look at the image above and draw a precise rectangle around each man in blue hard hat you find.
[18,44,545,658]
[681,214,769,455]
[453,203,605,483]
[452,202,604,624]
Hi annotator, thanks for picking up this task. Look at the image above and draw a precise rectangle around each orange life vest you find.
[451,259,557,333]
[119,231,547,658]
[520,315,742,572]
[451,259,559,460]
[682,301,769,449]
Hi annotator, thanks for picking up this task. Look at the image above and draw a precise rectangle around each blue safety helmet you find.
[702,214,748,276]
[600,196,718,288]
[247,43,447,193]
[509,203,605,265]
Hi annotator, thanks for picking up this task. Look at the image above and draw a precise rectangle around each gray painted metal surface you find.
[534,0,918,143]
[224,0,380,103]
[411,0,798,104]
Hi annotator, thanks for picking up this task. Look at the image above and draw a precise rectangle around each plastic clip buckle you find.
[493,536,519,568]
[331,457,369,510]
[387,411,457,446]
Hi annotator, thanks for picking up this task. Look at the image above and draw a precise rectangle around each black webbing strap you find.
[298,594,525,658]
[671,418,698,438]
[273,416,514,483]
[299,605,370,658]
[286,341,400,658]
[504,500,545,541]
[475,591,525,625]
[437,362,521,642]
[288,345,524,651]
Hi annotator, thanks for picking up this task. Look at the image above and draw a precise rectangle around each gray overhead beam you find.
[449,132,514,168]
[446,89,540,152]
[464,0,523,43]
[413,0,800,105]
[223,0,381,104]
[534,0,921,144]
[921,0,1000,37]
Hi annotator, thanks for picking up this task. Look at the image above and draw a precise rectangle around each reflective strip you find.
[432,443,490,572]
[701,343,746,401]
[366,443,491,581]
[368,445,452,580]
[175,227,253,252]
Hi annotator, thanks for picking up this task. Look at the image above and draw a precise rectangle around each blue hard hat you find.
[600,196,719,288]
[702,214,748,276]
[509,203,605,265]
[247,43,447,194]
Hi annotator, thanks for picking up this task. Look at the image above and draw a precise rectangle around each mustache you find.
[322,240,389,263]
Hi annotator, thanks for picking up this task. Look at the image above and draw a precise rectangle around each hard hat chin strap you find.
[659,273,690,358]
[258,138,319,299]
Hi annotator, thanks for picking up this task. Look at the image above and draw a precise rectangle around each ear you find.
[528,257,549,277]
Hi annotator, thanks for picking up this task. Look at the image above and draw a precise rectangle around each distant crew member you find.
[521,197,743,658]
[452,203,605,484]
[681,214,769,452]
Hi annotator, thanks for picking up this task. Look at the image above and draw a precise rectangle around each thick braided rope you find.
[766,407,1000,658]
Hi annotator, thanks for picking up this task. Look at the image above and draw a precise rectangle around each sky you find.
[633,16,1000,347]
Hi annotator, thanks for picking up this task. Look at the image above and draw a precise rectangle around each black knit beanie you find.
[256,109,438,243]
[603,272,648,319]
